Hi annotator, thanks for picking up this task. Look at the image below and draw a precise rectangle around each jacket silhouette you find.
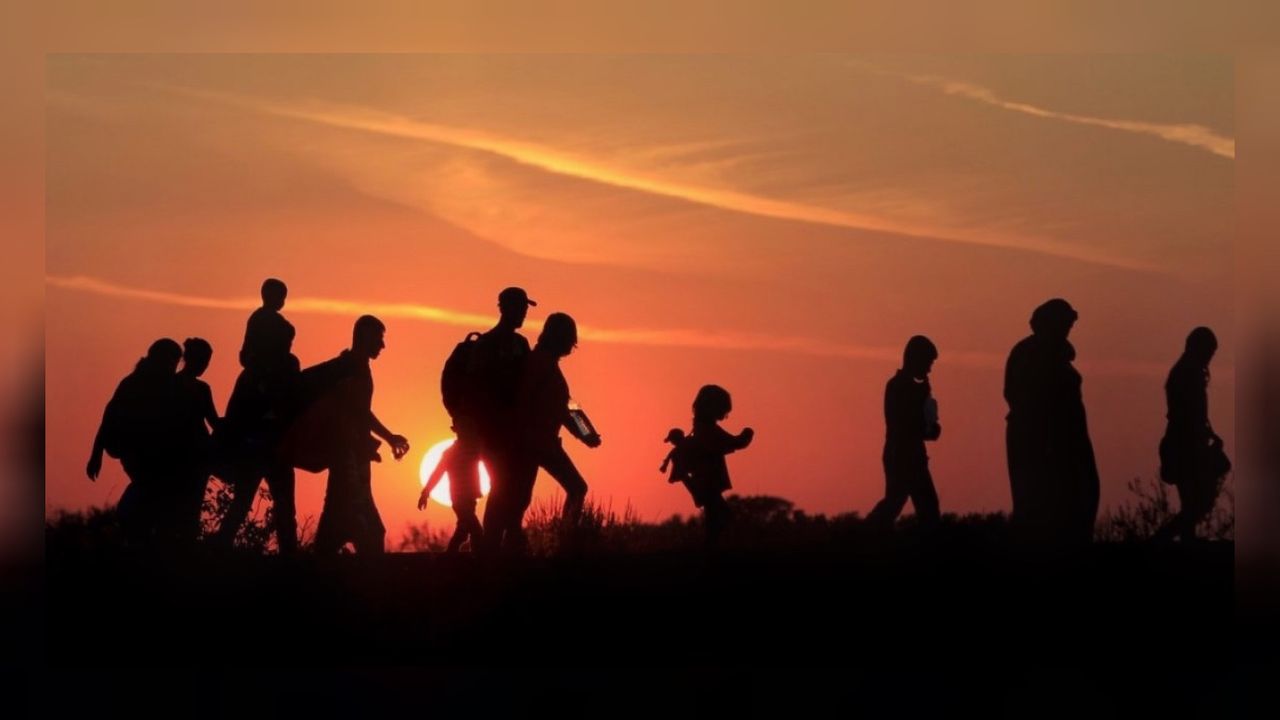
[1005,299,1099,544]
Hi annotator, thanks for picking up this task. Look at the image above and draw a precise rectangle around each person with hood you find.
[86,338,184,546]
[1004,298,1100,544]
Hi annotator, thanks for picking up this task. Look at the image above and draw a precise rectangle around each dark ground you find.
[27,539,1273,717]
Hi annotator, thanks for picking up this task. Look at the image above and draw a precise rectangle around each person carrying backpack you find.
[469,287,536,553]
[424,330,488,553]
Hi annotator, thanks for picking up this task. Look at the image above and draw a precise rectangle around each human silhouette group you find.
[87,280,1230,553]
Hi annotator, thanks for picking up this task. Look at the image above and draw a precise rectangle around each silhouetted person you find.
[417,441,484,553]
[310,315,410,555]
[239,278,296,373]
[86,338,183,547]
[1004,299,1100,544]
[171,337,220,542]
[669,385,754,548]
[472,287,535,553]
[866,336,942,531]
[511,313,601,540]
[213,279,302,553]
[1155,327,1230,542]
[434,328,488,555]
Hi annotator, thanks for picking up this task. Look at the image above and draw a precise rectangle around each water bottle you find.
[567,398,600,443]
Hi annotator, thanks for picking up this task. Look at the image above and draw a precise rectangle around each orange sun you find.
[418,438,492,508]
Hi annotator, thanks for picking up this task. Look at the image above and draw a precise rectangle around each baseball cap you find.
[498,287,537,307]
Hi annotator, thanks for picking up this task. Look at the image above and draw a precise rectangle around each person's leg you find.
[1007,423,1029,524]
[148,476,183,546]
[1155,480,1205,543]
[866,453,909,529]
[702,493,730,548]
[1177,475,1220,542]
[1153,486,1190,542]
[461,510,485,551]
[448,499,481,553]
[116,482,147,548]
[479,441,511,554]
[909,463,941,530]
[480,481,512,554]
[212,468,263,549]
[446,519,468,553]
[131,467,169,548]
[493,450,536,555]
[187,470,211,542]
[314,455,355,555]
[447,442,483,552]
[541,444,588,528]
[352,460,385,554]
[1073,452,1101,544]
[312,494,342,555]
[160,468,205,546]
[265,462,298,554]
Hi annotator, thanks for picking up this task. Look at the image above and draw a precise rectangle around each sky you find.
[44,54,1234,539]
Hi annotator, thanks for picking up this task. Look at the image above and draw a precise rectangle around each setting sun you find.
[419,437,491,507]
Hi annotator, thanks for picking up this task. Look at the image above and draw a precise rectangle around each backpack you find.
[441,332,483,419]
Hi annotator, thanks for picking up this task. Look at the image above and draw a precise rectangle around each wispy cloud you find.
[862,64,1234,160]
[48,274,1175,376]
[152,85,1159,273]
[45,274,496,328]
[46,274,981,367]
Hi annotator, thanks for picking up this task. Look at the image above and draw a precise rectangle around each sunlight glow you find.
[418,438,491,508]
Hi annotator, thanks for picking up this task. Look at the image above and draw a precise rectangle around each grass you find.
[48,474,1236,557]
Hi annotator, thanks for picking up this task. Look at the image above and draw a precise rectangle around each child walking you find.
[417,437,485,553]
[662,385,754,547]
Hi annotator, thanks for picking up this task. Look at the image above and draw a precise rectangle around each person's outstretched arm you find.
[202,383,221,430]
[86,422,106,480]
[660,450,673,473]
[707,424,754,453]
[418,449,451,510]
[371,411,410,460]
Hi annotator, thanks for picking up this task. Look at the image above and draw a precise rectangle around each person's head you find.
[181,337,213,377]
[352,315,387,360]
[903,335,938,378]
[1184,326,1218,365]
[664,428,686,445]
[497,286,536,328]
[693,384,733,423]
[261,278,288,311]
[536,312,578,357]
[139,338,183,375]
[1029,298,1078,340]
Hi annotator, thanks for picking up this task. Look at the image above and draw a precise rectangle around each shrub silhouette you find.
[1095,476,1234,542]
[49,483,1234,556]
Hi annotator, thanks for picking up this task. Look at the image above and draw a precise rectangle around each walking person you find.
[1154,327,1230,542]
[866,336,943,531]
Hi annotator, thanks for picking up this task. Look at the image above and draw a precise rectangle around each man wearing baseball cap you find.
[469,287,536,553]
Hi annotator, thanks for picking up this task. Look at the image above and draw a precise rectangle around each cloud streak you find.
[156,85,1160,273]
[869,65,1234,160]
[48,274,1175,376]
[46,274,963,366]
[46,274,496,328]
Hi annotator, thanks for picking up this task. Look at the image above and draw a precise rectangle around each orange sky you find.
[45,55,1234,538]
